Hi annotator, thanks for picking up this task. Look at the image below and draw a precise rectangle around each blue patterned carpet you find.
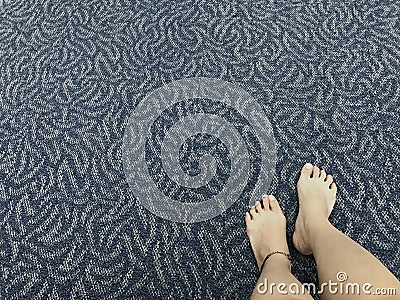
[0,0,399,299]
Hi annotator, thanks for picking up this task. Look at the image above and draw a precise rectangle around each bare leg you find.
[246,195,312,300]
[293,163,400,300]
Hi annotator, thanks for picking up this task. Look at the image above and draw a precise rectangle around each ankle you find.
[306,218,333,250]
[305,214,329,229]
[261,253,291,274]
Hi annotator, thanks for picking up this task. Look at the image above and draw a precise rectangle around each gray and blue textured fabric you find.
[0,0,399,299]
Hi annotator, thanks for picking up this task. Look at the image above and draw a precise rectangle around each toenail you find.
[269,194,276,201]
[305,163,313,169]
[255,201,260,205]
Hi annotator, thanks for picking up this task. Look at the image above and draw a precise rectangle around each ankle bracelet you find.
[259,251,292,273]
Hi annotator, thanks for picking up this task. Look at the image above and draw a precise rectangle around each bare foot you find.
[293,163,337,255]
[245,195,290,271]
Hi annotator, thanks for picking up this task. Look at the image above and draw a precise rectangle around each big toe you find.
[268,194,282,212]
[300,162,313,178]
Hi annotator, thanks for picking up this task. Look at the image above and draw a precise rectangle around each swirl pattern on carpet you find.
[0,0,399,299]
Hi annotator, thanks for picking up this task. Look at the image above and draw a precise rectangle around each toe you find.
[268,194,281,211]
[249,206,256,218]
[262,194,270,211]
[312,165,320,178]
[300,163,313,178]
[245,212,251,223]
[255,201,263,213]
[319,169,326,180]
[330,182,337,192]
[325,175,333,185]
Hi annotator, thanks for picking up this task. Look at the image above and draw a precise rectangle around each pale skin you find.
[245,163,400,300]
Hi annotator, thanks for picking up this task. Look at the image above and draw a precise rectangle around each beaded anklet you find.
[259,251,292,273]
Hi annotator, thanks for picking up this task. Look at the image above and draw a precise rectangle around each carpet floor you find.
[0,0,399,299]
